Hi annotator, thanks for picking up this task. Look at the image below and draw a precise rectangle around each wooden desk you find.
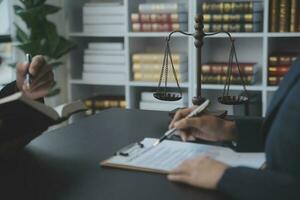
[0,109,227,200]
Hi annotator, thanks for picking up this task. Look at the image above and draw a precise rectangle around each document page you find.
[102,138,265,173]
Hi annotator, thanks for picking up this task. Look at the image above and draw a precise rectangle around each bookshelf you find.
[64,0,300,117]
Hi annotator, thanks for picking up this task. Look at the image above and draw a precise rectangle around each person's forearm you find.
[218,167,299,200]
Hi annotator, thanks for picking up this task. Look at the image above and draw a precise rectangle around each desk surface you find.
[1,108,227,200]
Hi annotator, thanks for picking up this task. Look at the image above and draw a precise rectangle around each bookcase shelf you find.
[70,79,126,86]
[201,84,263,91]
[267,32,300,37]
[129,81,189,88]
[64,0,296,117]
[68,32,125,37]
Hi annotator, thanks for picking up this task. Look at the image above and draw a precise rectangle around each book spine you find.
[83,6,125,15]
[84,99,126,109]
[131,13,188,23]
[82,72,126,83]
[133,72,187,82]
[270,0,279,32]
[132,54,186,64]
[268,76,284,85]
[269,55,297,65]
[290,0,298,32]
[132,23,187,32]
[279,0,291,32]
[202,2,262,14]
[138,3,185,14]
[88,42,124,50]
[83,64,124,73]
[84,55,125,64]
[132,63,187,73]
[203,13,262,23]
[204,23,261,32]
[268,66,290,76]
[201,75,254,85]
[83,15,124,24]
[202,64,255,76]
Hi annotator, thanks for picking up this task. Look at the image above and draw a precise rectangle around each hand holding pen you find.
[16,54,54,100]
[153,100,210,146]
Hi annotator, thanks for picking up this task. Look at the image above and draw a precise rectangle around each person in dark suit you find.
[0,55,54,158]
[167,58,300,200]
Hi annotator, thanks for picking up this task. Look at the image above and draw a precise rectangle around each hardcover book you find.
[131,13,188,23]
[132,23,188,32]
[0,92,86,123]
[203,13,262,23]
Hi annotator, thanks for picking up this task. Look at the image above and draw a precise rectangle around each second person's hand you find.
[169,107,238,142]
[16,55,54,100]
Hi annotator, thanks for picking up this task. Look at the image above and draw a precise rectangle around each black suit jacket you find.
[0,82,50,158]
[217,58,300,199]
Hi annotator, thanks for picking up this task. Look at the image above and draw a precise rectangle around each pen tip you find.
[153,140,159,147]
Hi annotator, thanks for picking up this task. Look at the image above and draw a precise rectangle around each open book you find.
[0,92,87,123]
[101,138,265,174]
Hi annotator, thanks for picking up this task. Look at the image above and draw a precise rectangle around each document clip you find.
[114,142,144,157]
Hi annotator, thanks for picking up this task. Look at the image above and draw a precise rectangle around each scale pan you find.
[153,92,182,101]
[218,95,248,105]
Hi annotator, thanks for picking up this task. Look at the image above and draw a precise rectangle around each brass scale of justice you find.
[153,15,249,117]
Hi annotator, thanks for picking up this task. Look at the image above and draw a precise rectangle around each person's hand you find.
[169,107,238,142]
[16,55,54,100]
[168,156,228,190]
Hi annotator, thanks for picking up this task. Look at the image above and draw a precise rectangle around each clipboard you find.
[101,138,169,174]
[100,138,266,174]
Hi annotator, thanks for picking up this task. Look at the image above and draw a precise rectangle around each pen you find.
[153,99,210,147]
[25,53,33,87]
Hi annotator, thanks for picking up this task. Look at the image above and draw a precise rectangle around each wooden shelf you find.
[129,81,189,88]
[68,32,124,37]
[70,79,126,86]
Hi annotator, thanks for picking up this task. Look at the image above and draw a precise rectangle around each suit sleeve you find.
[234,117,265,152]
[0,81,18,98]
[0,82,51,158]
[218,167,299,200]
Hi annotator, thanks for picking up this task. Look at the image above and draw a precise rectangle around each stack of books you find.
[82,42,126,84]
[201,63,258,85]
[131,3,188,32]
[269,0,299,32]
[84,95,126,116]
[83,2,125,33]
[132,53,188,82]
[268,54,297,85]
[139,92,188,111]
[201,1,263,32]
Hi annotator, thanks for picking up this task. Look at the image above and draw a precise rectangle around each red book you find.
[268,66,290,76]
[202,63,256,76]
[268,76,284,86]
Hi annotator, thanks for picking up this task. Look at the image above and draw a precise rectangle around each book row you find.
[132,53,188,82]
[201,1,263,32]
[132,3,188,32]
[268,54,298,85]
[84,95,126,116]
[269,0,300,32]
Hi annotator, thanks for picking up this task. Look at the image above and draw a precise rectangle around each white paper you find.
[106,138,265,172]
